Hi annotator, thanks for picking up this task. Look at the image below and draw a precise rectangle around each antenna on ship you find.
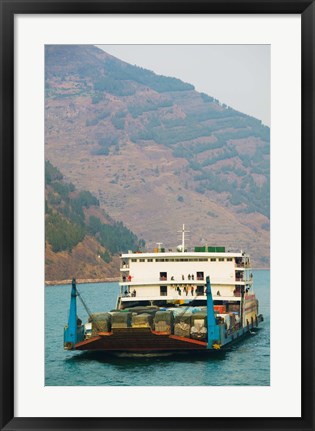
[177,224,189,252]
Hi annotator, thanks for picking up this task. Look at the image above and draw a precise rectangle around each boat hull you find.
[75,327,207,352]
[74,315,263,353]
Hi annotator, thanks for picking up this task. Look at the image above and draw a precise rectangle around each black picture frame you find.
[0,1,314,430]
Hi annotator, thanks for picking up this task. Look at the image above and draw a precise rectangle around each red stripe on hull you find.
[169,335,207,346]
[75,336,102,348]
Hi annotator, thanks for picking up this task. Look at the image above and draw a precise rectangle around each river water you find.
[45,270,270,386]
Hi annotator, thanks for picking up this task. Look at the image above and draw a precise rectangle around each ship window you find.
[160,272,167,281]
[156,258,165,262]
[227,258,233,262]
[148,259,153,262]
[131,259,137,262]
[160,286,167,296]
[198,258,208,261]
[210,258,216,262]
[196,285,205,296]
[196,271,204,280]
[219,258,224,262]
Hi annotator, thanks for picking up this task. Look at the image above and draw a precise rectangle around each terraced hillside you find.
[45,45,270,267]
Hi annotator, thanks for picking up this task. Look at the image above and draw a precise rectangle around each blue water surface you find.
[45,270,270,386]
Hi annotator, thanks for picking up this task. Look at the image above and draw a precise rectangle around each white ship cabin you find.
[117,240,254,310]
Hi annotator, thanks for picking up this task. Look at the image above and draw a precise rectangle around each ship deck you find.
[74,314,263,353]
[75,328,208,352]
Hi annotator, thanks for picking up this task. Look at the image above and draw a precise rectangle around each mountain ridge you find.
[45,44,270,267]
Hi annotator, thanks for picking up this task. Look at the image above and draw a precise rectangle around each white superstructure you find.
[117,227,253,310]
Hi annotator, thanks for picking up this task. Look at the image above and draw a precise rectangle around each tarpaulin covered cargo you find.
[190,312,207,326]
[174,311,192,337]
[154,310,174,334]
[174,311,192,324]
[111,311,132,328]
[125,306,158,313]
[174,322,191,338]
[154,321,172,334]
[88,312,111,335]
[154,310,174,323]
[190,325,207,340]
[190,312,207,340]
[131,313,153,328]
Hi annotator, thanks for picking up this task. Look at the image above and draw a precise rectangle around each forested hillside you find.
[45,161,144,281]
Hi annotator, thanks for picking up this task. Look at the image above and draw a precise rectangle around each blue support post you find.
[64,278,78,350]
[206,276,220,349]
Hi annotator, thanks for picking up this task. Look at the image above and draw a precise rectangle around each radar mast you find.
[178,224,189,252]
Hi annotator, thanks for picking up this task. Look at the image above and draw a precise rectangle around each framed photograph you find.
[1,0,314,430]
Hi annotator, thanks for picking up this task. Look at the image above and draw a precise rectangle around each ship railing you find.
[120,297,242,303]
[120,277,237,284]
[120,291,242,299]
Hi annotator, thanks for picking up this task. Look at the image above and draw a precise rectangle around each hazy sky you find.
[97,45,270,127]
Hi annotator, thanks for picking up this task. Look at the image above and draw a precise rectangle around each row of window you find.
[160,271,204,281]
[130,257,234,263]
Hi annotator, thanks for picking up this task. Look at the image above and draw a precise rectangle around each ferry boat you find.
[64,226,263,353]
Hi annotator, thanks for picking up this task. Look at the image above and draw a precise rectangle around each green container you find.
[216,246,225,252]
[194,246,226,252]
[194,246,206,252]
